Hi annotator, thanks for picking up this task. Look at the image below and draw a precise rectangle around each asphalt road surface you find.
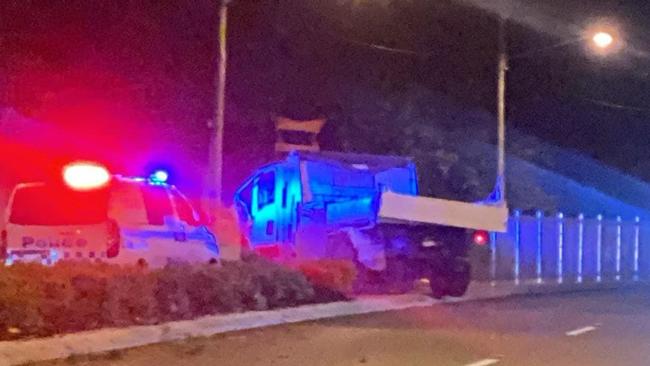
[37,287,650,366]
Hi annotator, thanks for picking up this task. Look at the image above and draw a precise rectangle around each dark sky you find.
[2,0,650,193]
[487,0,650,174]
[315,0,650,173]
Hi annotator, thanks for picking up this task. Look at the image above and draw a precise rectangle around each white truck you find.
[234,150,507,297]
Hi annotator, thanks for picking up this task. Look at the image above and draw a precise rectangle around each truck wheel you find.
[385,255,414,294]
[446,258,471,297]
[353,264,384,294]
[429,275,447,299]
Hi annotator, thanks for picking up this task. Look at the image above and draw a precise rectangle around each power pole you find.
[496,17,507,205]
[209,0,229,210]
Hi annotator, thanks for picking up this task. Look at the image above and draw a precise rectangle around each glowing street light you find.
[592,31,614,49]
[495,21,621,207]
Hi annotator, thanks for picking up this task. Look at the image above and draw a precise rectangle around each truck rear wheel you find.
[446,258,471,297]
[429,275,447,299]
[428,257,471,298]
[384,255,415,294]
[353,263,384,294]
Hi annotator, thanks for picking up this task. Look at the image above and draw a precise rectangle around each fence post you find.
[490,231,498,286]
[514,210,521,285]
[577,213,584,283]
[616,216,622,281]
[634,216,640,281]
[536,210,543,284]
[596,214,603,283]
[557,212,564,284]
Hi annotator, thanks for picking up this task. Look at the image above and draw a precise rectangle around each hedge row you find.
[0,254,357,341]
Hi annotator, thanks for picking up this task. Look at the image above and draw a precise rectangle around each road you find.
[37,287,650,366]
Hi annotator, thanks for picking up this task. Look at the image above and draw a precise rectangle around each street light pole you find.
[209,0,229,209]
[491,21,616,207]
[496,17,507,205]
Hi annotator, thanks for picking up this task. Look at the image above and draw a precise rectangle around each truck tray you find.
[378,191,509,232]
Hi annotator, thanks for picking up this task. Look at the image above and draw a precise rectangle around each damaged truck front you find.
[234,150,508,298]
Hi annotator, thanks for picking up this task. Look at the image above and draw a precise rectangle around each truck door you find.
[251,169,279,245]
[275,170,298,244]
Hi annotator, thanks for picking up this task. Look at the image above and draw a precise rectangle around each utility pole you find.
[496,16,507,205]
[209,0,229,209]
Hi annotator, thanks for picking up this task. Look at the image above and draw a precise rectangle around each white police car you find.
[1,162,219,267]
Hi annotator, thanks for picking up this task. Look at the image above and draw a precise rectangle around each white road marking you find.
[565,325,598,336]
[465,359,500,366]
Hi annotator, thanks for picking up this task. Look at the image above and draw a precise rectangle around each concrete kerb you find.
[0,280,644,366]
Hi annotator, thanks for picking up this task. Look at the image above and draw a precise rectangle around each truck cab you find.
[234,151,418,257]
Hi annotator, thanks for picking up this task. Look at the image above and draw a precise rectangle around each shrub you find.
[152,263,194,321]
[298,260,357,298]
[186,263,248,315]
[0,254,349,341]
[220,260,266,311]
[245,255,314,309]
[0,264,45,339]
[103,267,158,326]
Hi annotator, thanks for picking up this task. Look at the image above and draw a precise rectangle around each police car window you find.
[170,189,198,225]
[257,171,275,209]
[140,185,173,225]
[10,185,109,225]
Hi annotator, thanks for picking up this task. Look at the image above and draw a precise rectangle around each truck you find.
[233,150,508,298]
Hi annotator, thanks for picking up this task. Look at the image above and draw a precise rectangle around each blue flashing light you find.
[150,170,169,184]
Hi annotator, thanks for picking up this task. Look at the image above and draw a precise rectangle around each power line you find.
[582,97,650,114]
[337,35,434,56]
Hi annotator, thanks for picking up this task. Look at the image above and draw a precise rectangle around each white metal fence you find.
[478,211,649,285]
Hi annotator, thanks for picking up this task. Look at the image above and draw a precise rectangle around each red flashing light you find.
[62,162,111,191]
[473,230,489,246]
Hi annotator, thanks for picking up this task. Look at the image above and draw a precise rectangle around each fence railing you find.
[477,211,648,285]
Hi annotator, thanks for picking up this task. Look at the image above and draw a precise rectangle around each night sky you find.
[2,0,650,195]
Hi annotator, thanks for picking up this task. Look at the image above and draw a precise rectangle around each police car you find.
[1,162,219,267]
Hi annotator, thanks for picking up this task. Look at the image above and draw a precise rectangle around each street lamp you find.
[593,31,614,49]
[495,21,617,206]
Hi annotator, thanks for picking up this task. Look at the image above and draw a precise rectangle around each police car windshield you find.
[9,185,109,226]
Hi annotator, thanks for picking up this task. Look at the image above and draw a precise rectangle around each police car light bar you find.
[149,169,169,184]
[150,170,169,183]
[63,162,111,191]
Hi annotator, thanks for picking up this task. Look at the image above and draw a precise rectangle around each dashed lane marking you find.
[464,358,500,366]
[565,325,598,337]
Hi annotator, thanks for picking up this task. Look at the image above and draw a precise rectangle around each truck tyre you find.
[385,255,414,294]
[429,275,447,299]
[353,263,383,294]
[446,258,471,297]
